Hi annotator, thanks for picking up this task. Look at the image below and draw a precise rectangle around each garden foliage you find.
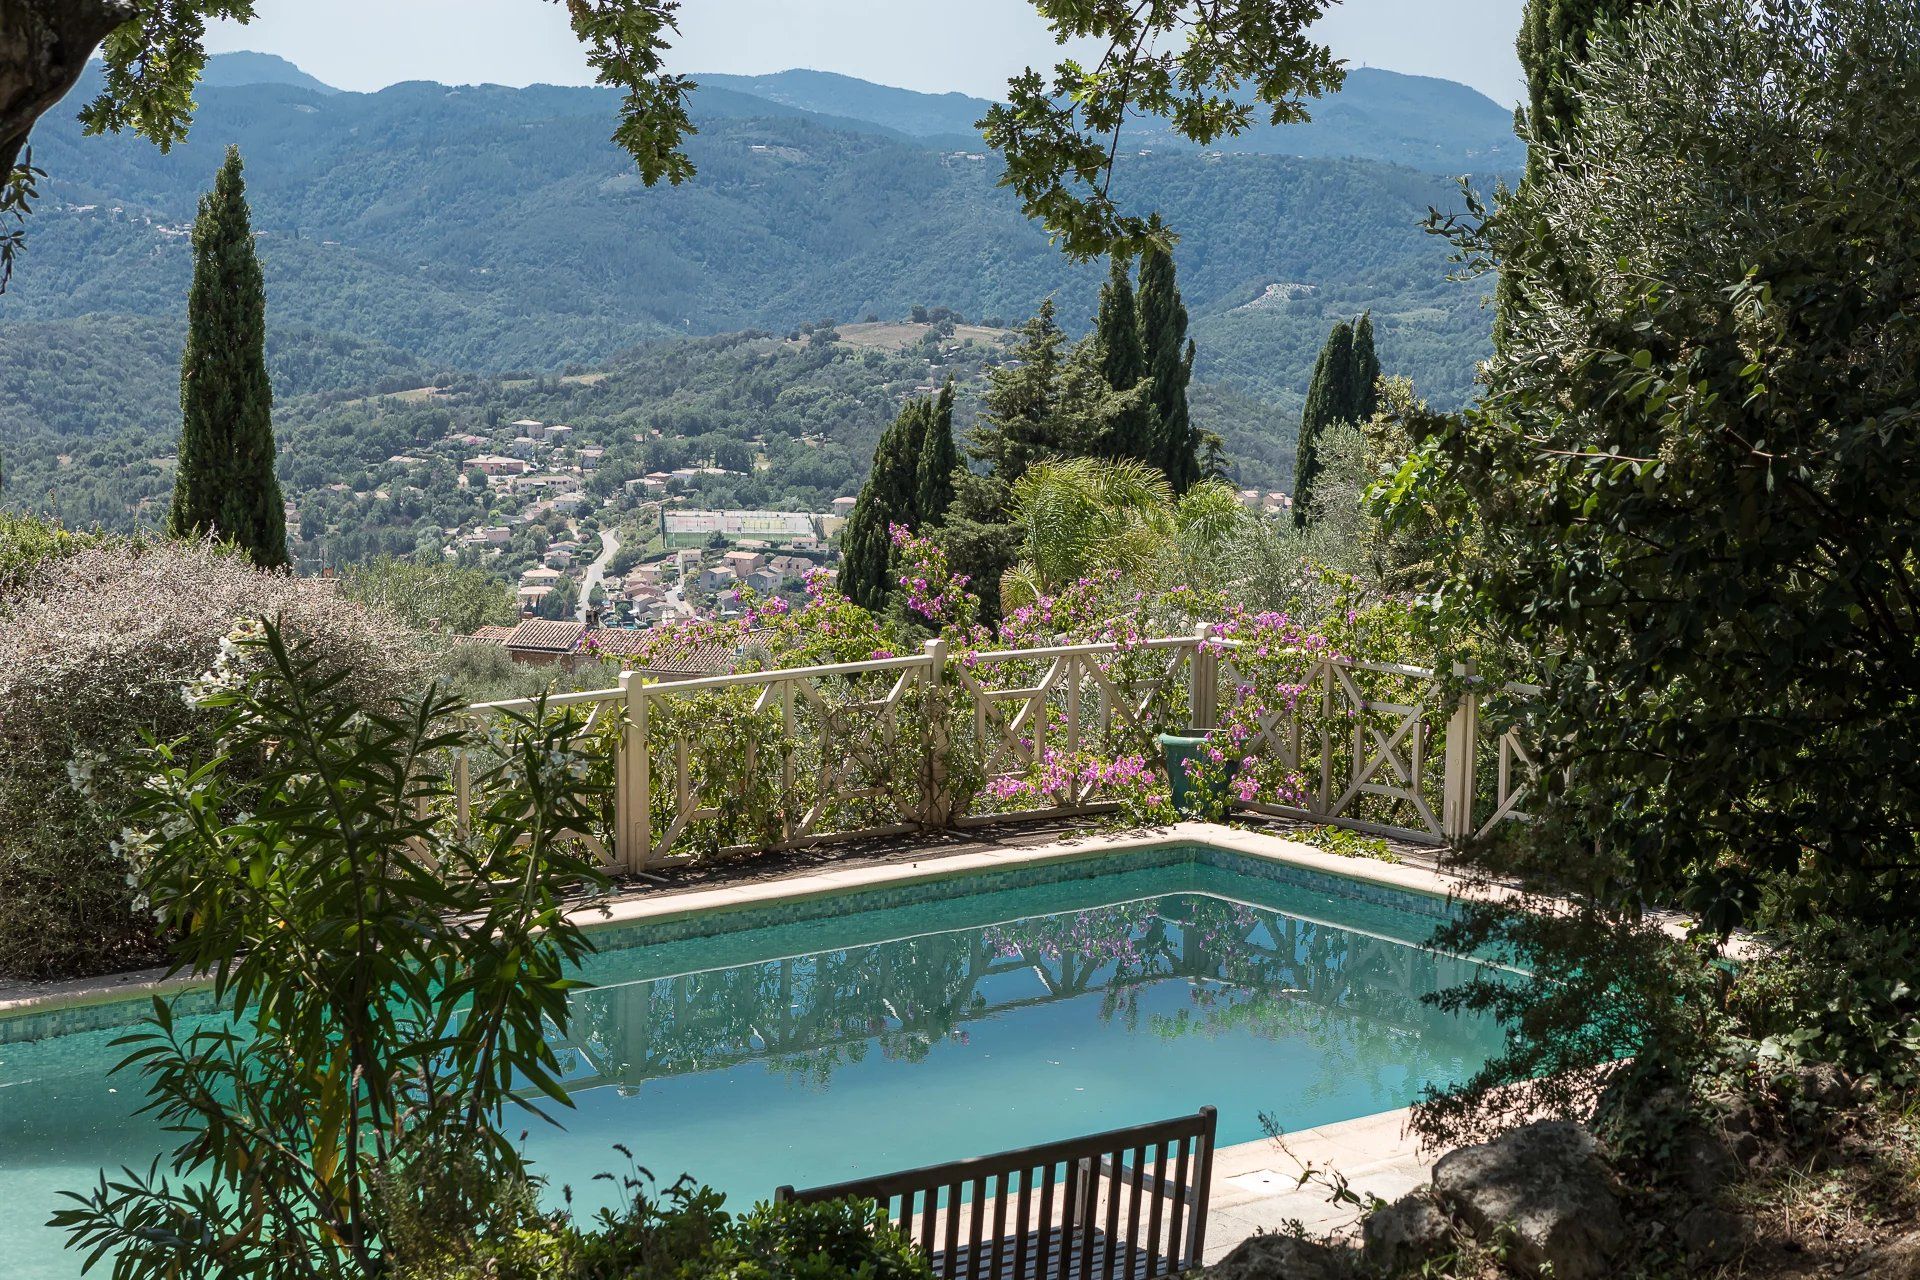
[386,1167,931,1280]
[339,553,519,634]
[1384,0,1920,1127]
[1402,0,1920,940]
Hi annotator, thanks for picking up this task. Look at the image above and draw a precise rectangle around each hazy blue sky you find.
[203,1,1530,107]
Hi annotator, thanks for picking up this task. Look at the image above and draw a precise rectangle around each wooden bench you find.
[776,1107,1218,1280]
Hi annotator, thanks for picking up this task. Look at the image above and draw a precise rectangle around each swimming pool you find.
[0,840,1509,1277]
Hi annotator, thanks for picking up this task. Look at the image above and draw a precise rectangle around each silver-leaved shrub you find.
[0,534,427,978]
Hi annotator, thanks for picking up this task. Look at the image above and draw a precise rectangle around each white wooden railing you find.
[456,634,1539,872]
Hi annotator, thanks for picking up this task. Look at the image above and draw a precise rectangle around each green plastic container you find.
[1158,731,1238,817]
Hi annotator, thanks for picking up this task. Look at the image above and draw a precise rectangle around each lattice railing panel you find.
[954,639,1200,819]
[454,635,1544,868]
[636,657,936,863]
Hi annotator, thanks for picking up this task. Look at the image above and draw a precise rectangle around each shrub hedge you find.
[0,531,427,979]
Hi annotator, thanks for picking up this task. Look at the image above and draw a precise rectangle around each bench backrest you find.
[776,1106,1218,1280]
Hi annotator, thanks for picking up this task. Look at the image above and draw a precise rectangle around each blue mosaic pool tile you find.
[588,844,1197,952]
[1196,845,1462,921]
[0,987,220,1046]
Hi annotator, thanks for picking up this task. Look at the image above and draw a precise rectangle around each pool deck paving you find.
[1206,1107,1433,1261]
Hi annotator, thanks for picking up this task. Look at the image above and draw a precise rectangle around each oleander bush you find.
[53,621,609,1274]
[0,534,428,979]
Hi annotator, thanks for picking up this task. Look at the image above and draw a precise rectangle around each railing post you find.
[619,670,652,872]
[454,730,471,845]
[921,639,952,830]
[614,672,632,873]
[1188,624,1218,732]
[1441,661,1479,844]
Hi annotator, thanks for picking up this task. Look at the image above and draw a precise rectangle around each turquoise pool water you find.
[0,844,1508,1277]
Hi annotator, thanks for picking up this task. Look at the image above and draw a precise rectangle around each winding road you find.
[577,528,620,622]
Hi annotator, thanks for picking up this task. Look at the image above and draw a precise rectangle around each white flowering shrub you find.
[0,538,428,979]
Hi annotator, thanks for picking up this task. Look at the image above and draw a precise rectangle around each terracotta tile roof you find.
[462,622,763,675]
[580,628,658,658]
[642,639,742,673]
[506,619,586,652]
[586,628,736,673]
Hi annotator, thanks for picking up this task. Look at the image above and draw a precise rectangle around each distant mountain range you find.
[187,58,1522,173]
[0,53,1510,525]
[196,51,341,96]
[694,66,1522,172]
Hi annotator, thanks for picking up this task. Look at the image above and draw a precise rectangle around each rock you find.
[1361,1189,1453,1275]
[1848,1229,1920,1279]
[1675,1128,1742,1199]
[1786,1062,1854,1110]
[1672,1204,1745,1265]
[1717,1101,1765,1168]
[1204,1231,1357,1280]
[1431,1120,1626,1280]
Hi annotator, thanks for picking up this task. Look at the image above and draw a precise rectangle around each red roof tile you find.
[506,619,586,652]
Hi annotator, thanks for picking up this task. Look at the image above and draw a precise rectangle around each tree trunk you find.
[0,0,135,179]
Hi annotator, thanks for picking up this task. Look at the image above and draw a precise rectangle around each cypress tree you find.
[1293,320,1355,527]
[1518,0,1658,154]
[842,395,929,612]
[1498,0,1660,340]
[1135,231,1199,492]
[1092,255,1153,465]
[169,146,286,568]
[1350,311,1382,423]
[914,379,958,526]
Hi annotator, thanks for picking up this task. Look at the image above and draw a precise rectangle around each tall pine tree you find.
[965,301,1074,484]
[170,146,286,569]
[1135,233,1199,492]
[940,304,1085,620]
[914,379,958,525]
[1092,255,1153,465]
[1200,431,1229,482]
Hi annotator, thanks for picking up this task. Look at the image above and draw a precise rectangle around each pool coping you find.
[0,821,1505,1022]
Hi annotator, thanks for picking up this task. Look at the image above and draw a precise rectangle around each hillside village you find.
[439,407,1295,663]
[378,410,852,627]
[273,316,1296,664]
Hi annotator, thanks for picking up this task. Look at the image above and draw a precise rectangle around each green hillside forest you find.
[0,56,1508,535]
